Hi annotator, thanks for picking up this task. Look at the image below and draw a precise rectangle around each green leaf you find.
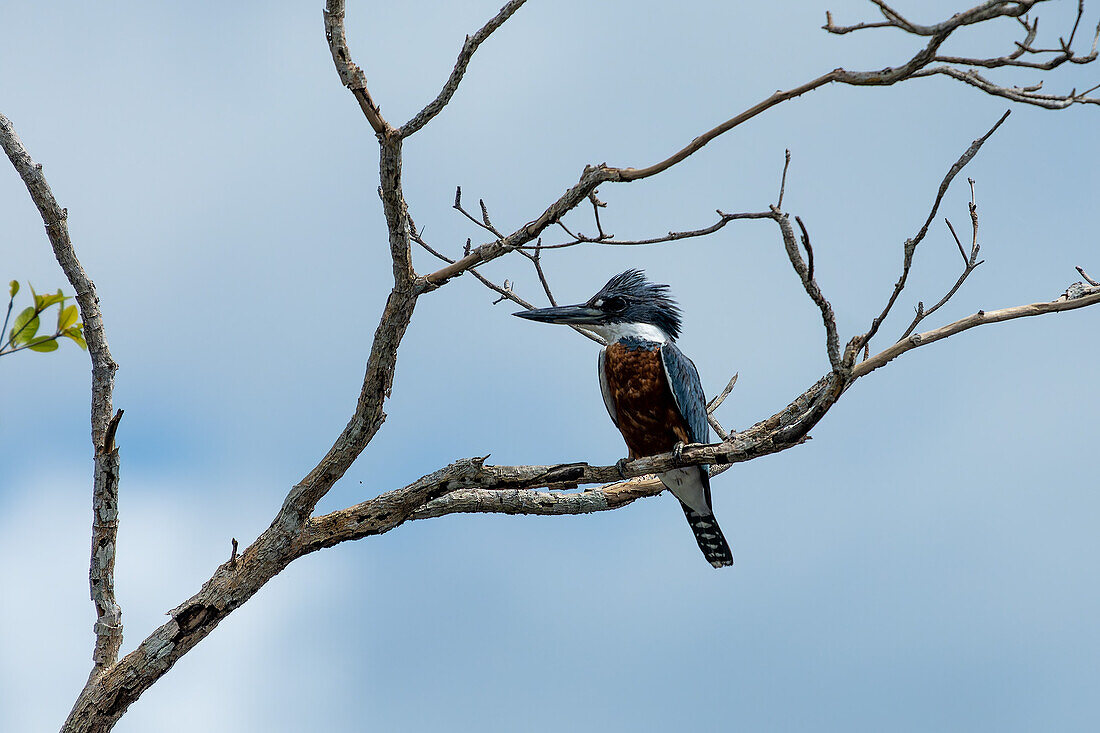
[28,336,59,352]
[57,304,78,330]
[35,291,65,310]
[8,280,17,297]
[27,283,65,311]
[10,307,40,344]
[63,327,87,350]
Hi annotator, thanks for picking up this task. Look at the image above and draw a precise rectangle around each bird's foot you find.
[672,441,685,464]
[616,457,630,479]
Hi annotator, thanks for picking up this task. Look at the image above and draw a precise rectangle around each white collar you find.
[587,321,671,345]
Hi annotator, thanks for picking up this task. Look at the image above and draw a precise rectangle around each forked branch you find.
[851,110,1010,359]
[757,208,843,372]
[422,2,1094,294]
[827,1,1100,108]
[897,181,985,340]
[855,281,1100,377]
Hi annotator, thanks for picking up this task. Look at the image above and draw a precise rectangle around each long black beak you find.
[512,303,603,325]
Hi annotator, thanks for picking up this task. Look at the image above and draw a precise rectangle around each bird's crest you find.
[590,269,683,340]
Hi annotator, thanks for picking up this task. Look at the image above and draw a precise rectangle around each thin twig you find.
[707,373,739,415]
[945,217,968,263]
[527,241,557,306]
[795,216,815,282]
[556,220,580,241]
[401,0,529,138]
[770,208,841,372]
[913,64,1100,108]
[491,280,514,304]
[522,210,761,250]
[858,281,1100,378]
[1076,266,1099,286]
[898,178,986,340]
[706,373,739,439]
[454,186,505,239]
[853,110,1010,358]
[777,149,792,208]
[827,0,1099,104]
[410,216,600,343]
[0,291,14,348]
[589,191,607,238]
[479,198,503,237]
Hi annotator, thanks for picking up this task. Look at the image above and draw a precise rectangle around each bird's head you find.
[513,269,682,343]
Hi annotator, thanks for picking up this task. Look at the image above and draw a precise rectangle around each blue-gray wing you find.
[660,342,710,445]
[597,348,619,427]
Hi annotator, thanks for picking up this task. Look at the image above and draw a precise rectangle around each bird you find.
[513,269,733,568]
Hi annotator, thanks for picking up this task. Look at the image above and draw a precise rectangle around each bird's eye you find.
[603,296,627,312]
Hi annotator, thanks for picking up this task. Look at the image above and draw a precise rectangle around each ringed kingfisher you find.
[514,269,733,568]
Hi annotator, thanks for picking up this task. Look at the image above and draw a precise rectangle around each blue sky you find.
[2,1,1099,730]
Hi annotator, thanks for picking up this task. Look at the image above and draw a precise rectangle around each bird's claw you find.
[672,441,685,463]
[616,457,630,479]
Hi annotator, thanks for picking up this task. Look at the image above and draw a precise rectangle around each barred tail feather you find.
[680,502,734,569]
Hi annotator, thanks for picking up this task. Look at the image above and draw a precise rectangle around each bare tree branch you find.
[454,189,574,306]
[400,0,529,138]
[410,215,604,344]
[828,0,1055,37]
[410,215,529,306]
[408,478,666,521]
[277,136,419,522]
[520,209,747,250]
[526,242,557,305]
[823,11,895,35]
[0,114,123,676]
[767,209,842,372]
[855,282,1100,378]
[934,8,1099,70]
[912,65,1100,108]
[603,0,1032,184]
[323,0,393,136]
[826,1,1100,106]
[706,373,739,440]
[897,183,985,340]
[1077,266,1100,286]
[588,190,608,238]
[453,186,506,239]
[423,1,1093,294]
[851,110,1010,359]
[776,149,792,208]
[707,374,740,416]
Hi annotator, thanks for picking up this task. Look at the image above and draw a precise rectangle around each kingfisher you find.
[514,269,733,568]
